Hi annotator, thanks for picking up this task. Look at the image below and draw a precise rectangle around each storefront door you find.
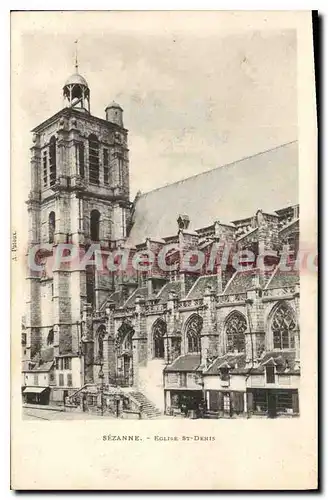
[267,391,277,418]
[223,393,231,416]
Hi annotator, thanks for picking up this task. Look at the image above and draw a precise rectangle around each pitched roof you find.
[204,353,246,375]
[258,350,299,373]
[127,141,298,246]
[157,281,181,304]
[22,361,54,373]
[124,287,148,308]
[223,269,257,295]
[164,354,202,372]
[186,275,218,299]
[265,267,299,290]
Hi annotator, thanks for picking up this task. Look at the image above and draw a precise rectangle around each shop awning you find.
[23,387,48,394]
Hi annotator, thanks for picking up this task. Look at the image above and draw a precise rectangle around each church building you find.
[21,63,300,419]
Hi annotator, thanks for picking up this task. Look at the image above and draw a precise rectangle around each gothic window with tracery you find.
[153,319,166,358]
[271,303,296,349]
[225,312,247,353]
[186,315,203,353]
[116,320,134,353]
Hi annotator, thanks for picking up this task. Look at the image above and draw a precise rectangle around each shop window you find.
[276,391,293,413]
[225,312,247,353]
[271,303,297,349]
[185,314,203,353]
[223,393,231,413]
[266,365,275,383]
[252,390,268,413]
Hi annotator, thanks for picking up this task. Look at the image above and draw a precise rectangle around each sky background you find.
[12,12,297,239]
[15,14,297,197]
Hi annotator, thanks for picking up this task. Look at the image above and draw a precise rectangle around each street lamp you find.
[98,363,104,416]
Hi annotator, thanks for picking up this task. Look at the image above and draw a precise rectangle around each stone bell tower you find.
[24,54,131,399]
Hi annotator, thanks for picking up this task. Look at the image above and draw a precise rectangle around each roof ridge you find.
[137,140,298,199]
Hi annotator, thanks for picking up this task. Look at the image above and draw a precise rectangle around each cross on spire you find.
[74,39,79,72]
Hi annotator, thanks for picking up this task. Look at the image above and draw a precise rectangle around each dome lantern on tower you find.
[63,41,90,113]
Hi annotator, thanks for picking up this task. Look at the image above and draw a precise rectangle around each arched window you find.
[271,303,296,349]
[47,329,54,346]
[49,136,57,187]
[225,312,247,353]
[96,325,106,360]
[90,210,100,241]
[153,319,166,359]
[48,211,56,244]
[88,134,100,184]
[185,315,203,353]
[116,320,134,353]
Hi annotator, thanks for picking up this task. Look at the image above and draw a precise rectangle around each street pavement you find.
[23,407,116,420]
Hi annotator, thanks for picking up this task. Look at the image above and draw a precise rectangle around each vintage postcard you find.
[11,10,317,490]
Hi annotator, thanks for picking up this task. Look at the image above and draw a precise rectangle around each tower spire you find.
[74,39,79,72]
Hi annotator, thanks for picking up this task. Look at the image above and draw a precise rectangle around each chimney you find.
[177,214,190,230]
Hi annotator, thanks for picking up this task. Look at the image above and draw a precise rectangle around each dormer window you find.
[266,365,275,383]
[220,366,230,381]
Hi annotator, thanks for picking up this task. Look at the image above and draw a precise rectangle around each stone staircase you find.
[204,410,220,419]
[128,391,162,418]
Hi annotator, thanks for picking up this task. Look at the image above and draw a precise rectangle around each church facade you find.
[21,67,300,419]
